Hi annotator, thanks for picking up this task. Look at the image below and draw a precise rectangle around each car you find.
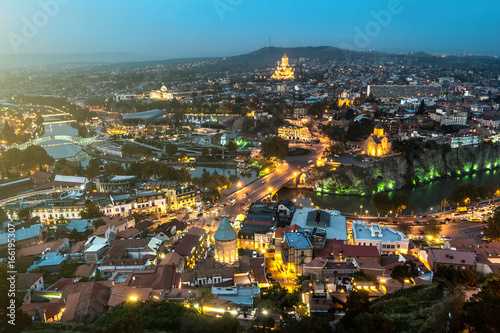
[245,192,250,196]
[270,278,276,283]
[197,213,203,217]
[261,180,265,184]
[432,215,439,218]
[266,273,272,278]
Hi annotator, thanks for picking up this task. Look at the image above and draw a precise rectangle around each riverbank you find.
[310,142,500,196]
[279,166,500,215]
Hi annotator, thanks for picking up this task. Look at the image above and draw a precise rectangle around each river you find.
[277,169,500,215]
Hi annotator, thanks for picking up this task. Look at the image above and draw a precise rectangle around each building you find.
[289,208,349,242]
[96,175,136,193]
[281,229,313,274]
[214,217,238,265]
[429,110,468,126]
[294,107,307,119]
[278,126,313,142]
[31,199,86,224]
[99,192,169,217]
[427,248,477,271]
[150,85,174,100]
[362,123,392,157]
[449,132,480,148]
[169,185,198,210]
[351,221,409,255]
[271,54,294,80]
[367,85,442,99]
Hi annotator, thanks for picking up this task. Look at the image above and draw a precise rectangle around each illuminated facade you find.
[278,126,312,142]
[271,54,294,80]
[150,85,173,100]
[32,201,86,224]
[362,123,391,157]
[338,98,354,107]
[214,217,238,265]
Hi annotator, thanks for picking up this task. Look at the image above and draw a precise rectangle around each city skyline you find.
[0,0,499,60]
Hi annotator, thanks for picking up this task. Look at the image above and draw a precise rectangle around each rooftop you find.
[290,208,348,241]
[352,221,408,242]
[214,217,237,242]
[284,229,312,249]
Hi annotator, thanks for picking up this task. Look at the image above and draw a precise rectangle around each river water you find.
[277,169,500,215]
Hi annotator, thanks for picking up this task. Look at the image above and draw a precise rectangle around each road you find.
[196,143,326,233]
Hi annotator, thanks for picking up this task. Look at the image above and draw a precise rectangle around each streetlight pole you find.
[360,205,363,216]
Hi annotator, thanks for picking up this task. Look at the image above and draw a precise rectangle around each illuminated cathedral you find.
[362,123,392,157]
[271,53,294,80]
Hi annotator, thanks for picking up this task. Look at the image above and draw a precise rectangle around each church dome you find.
[214,217,237,242]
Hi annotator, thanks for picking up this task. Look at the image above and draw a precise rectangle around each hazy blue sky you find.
[0,0,498,58]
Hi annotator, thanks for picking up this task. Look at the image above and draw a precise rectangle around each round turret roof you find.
[214,217,237,241]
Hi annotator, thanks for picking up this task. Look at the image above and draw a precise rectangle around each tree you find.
[226,141,238,156]
[337,312,394,333]
[1,121,16,144]
[201,147,209,158]
[417,100,426,115]
[344,289,370,314]
[325,142,345,156]
[409,203,418,216]
[462,275,500,333]
[397,223,411,235]
[371,192,393,217]
[78,125,88,137]
[392,192,409,216]
[93,218,105,229]
[104,162,125,175]
[261,136,289,160]
[86,158,101,178]
[390,260,419,293]
[211,147,221,158]
[422,219,442,237]
[485,207,500,241]
[165,143,178,159]
[80,200,104,219]
[18,207,31,220]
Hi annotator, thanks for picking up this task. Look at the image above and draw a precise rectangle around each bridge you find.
[0,186,82,206]
[4,135,102,150]
[41,112,71,117]
[42,119,76,125]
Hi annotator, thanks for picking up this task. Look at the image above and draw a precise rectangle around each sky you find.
[0,0,499,59]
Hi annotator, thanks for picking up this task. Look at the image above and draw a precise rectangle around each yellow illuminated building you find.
[362,123,391,157]
[278,126,312,142]
[338,98,354,107]
[271,54,294,80]
[150,85,173,100]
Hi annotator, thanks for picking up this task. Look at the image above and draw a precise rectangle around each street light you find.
[365,210,368,216]
[237,182,242,188]
[360,205,363,216]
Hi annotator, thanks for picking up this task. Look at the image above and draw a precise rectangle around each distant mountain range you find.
[0,46,498,71]
[0,52,156,69]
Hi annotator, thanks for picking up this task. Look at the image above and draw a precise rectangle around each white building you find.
[351,221,409,255]
[449,132,480,148]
